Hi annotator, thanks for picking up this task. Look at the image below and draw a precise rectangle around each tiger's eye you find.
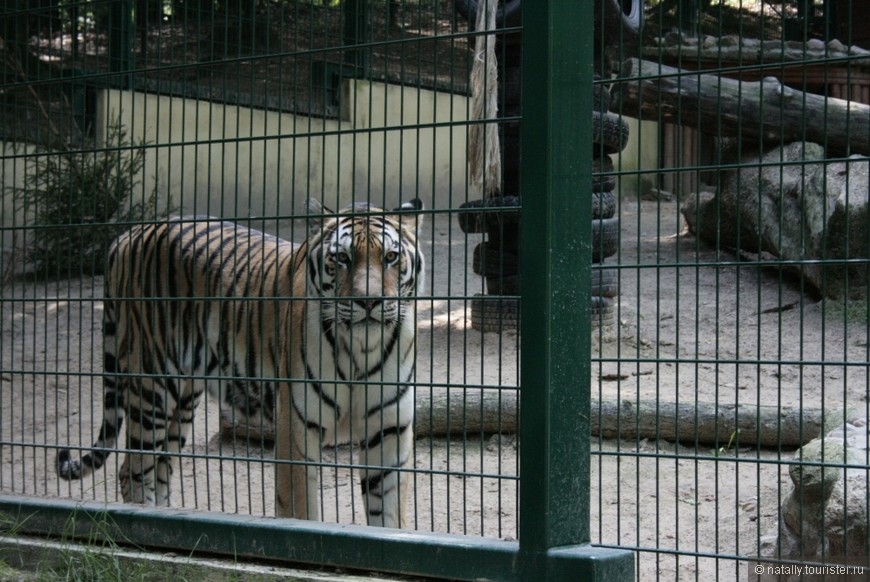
[334,251,351,266]
[384,251,399,264]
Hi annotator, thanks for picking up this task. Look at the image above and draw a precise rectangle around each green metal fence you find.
[1,0,869,580]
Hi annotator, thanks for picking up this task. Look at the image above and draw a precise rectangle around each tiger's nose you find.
[355,298,381,313]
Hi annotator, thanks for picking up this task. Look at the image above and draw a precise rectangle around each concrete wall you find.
[0,81,472,270]
[0,81,470,251]
[612,117,661,199]
[98,80,473,235]
[2,80,660,269]
[1,142,37,276]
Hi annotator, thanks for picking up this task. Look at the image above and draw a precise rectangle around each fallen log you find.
[616,57,870,157]
[222,390,836,449]
[590,399,837,449]
[413,389,518,437]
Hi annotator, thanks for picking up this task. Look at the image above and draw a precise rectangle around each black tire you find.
[592,155,617,194]
[480,269,619,298]
[473,242,520,277]
[613,0,644,36]
[486,274,521,295]
[593,80,612,113]
[590,295,616,327]
[592,111,630,155]
[592,216,620,263]
[591,267,619,298]
[591,191,617,220]
[597,0,644,48]
[458,196,521,234]
[471,295,519,333]
[470,295,614,332]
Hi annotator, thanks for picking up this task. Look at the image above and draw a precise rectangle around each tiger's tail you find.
[56,300,126,481]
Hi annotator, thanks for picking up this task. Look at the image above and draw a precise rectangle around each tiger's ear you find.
[392,198,425,231]
[305,198,332,236]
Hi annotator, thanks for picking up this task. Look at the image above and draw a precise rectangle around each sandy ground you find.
[2,201,868,581]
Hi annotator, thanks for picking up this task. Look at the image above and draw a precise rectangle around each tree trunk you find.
[224,390,835,449]
[590,398,834,449]
[616,57,870,157]
[414,390,519,437]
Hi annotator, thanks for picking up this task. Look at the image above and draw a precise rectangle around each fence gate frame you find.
[0,0,635,579]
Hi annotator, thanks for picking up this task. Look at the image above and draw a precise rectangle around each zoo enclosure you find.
[0,0,869,581]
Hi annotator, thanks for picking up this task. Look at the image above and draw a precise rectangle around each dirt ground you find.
[2,200,868,581]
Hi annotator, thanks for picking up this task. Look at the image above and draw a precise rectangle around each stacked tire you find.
[589,74,627,329]
[454,0,523,332]
[459,78,628,333]
[458,196,522,333]
[455,0,639,333]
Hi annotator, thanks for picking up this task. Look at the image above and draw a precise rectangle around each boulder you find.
[759,416,870,579]
[682,142,870,298]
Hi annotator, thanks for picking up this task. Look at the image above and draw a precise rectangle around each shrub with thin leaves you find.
[10,123,172,278]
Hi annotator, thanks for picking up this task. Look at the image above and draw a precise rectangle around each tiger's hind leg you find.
[119,453,174,505]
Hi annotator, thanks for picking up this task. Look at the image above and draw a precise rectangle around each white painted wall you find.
[0,142,37,276]
[612,117,660,199]
[98,80,473,235]
[1,80,660,272]
[1,80,473,270]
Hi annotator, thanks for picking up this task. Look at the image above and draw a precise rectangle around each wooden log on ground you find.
[222,390,835,449]
[616,57,870,157]
[591,399,836,449]
[413,390,519,437]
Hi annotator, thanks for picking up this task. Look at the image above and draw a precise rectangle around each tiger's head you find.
[303,198,425,329]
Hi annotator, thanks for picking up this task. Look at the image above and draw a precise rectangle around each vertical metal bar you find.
[519,0,633,577]
[108,0,134,90]
[343,0,371,77]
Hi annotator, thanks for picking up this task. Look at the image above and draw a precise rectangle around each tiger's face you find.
[306,200,424,329]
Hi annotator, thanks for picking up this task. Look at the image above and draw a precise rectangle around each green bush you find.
[10,123,172,279]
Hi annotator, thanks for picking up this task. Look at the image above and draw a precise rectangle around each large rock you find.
[682,142,870,298]
[759,416,870,580]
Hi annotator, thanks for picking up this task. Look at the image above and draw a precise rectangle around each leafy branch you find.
[8,122,173,278]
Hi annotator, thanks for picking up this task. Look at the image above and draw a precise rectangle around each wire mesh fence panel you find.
[594,0,870,579]
[0,0,525,545]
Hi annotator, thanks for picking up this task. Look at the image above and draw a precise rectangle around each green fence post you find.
[519,1,634,579]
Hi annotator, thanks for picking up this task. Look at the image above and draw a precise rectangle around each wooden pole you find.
[468,0,501,197]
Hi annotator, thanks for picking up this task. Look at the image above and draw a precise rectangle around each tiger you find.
[56,198,424,529]
[274,199,423,528]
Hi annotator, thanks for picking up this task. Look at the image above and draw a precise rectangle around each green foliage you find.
[9,123,173,279]
[0,510,270,581]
